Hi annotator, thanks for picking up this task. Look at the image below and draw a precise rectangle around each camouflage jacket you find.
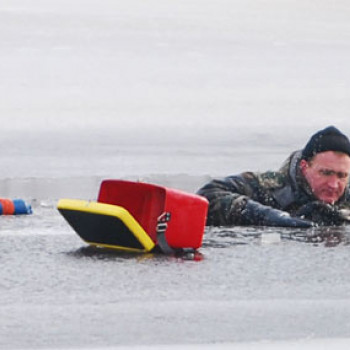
[197,150,350,226]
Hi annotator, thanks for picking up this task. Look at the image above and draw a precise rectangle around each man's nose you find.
[327,175,340,188]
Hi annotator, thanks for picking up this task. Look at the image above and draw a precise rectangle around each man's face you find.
[300,151,350,204]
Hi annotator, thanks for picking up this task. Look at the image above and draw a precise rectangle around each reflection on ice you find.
[204,225,350,248]
[281,226,350,246]
[69,245,204,262]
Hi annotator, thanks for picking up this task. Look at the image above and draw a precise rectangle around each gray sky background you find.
[1,0,350,135]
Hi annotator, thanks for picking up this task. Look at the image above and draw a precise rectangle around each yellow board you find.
[57,199,155,253]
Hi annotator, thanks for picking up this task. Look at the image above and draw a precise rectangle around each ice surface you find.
[1,1,350,349]
[19,338,350,350]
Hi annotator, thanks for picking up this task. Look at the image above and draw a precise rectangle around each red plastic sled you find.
[58,179,208,253]
[97,180,209,252]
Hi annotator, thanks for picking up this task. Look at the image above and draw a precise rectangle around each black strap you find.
[156,212,197,256]
[156,212,175,254]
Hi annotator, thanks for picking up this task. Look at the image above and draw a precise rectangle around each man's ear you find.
[299,159,308,176]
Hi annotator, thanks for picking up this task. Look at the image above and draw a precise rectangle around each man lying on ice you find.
[197,126,350,227]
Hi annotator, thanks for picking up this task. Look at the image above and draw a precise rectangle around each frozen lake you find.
[1,0,350,349]
[2,205,350,349]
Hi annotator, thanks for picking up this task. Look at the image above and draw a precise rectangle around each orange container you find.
[97,179,208,251]
[0,199,15,215]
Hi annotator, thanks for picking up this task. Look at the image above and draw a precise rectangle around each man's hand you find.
[296,201,350,226]
[339,208,350,221]
[242,200,313,228]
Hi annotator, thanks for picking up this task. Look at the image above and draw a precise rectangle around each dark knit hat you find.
[302,126,350,160]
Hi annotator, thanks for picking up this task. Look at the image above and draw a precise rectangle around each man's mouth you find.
[321,191,339,203]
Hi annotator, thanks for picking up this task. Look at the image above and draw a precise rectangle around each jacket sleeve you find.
[196,174,313,228]
[196,173,256,226]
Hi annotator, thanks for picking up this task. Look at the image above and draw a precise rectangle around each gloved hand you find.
[241,200,313,228]
[296,201,350,226]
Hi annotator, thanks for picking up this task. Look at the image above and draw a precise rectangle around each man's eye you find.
[338,172,348,179]
[320,169,333,176]
[319,169,348,179]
